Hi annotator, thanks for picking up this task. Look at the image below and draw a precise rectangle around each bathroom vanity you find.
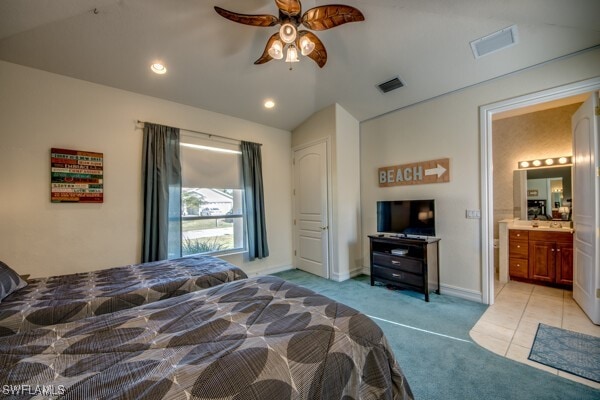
[499,220,573,288]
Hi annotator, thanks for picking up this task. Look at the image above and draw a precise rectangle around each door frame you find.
[292,138,333,279]
[479,76,600,305]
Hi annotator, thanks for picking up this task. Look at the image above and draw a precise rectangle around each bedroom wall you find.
[360,48,600,301]
[292,104,362,280]
[0,60,293,278]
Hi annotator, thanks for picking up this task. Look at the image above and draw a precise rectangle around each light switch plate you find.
[466,209,481,219]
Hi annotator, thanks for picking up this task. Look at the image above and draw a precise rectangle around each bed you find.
[0,255,247,336]
[0,275,413,399]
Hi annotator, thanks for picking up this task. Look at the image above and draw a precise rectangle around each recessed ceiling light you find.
[264,100,275,109]
[151,63,167,74]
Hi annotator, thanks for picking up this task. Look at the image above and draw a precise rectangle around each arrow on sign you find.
[425,164,447,178]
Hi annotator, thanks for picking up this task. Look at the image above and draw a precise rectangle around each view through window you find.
[181,188,244,255]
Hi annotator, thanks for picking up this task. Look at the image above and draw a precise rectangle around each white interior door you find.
[572,92,600,325]
[293,141,329,278]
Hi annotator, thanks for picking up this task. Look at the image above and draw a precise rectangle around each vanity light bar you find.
[518,156,572,169]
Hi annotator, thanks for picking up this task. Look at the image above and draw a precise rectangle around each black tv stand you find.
[369,235,440,302]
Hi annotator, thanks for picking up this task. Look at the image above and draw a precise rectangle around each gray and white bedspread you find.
[0,255,247,336]
[0,275,413,400]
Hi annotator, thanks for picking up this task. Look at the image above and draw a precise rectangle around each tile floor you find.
[470,280,600,389]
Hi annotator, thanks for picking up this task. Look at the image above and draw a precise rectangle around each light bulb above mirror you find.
[517,156,572,169]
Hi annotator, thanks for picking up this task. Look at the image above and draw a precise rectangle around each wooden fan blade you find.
[274,0,302,17]
[301,5,365,31]
[214,6,279,27]
[297,31,327,68]
[254,33,281,65]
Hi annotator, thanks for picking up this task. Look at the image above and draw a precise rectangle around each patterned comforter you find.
[0,255,247,336]
[0,275,413,400]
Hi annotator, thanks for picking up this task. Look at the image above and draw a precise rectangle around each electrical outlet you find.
[466,209,481,219]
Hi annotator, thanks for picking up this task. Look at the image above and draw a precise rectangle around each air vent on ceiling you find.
[377,76,405,93]
[470,25,519,59]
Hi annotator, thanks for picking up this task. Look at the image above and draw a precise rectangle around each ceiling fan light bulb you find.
[268,40,284,59]
[285,45,299,63]
[300,36,315,56]
[280,23,297,44]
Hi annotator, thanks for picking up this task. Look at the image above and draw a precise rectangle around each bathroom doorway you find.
[479,77,600,306]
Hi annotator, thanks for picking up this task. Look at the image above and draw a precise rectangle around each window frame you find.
[180,189,246,257]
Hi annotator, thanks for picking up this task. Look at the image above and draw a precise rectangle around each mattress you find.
[0,275,413,399]
[0,255,247,336]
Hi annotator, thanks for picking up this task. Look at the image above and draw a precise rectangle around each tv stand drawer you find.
[372,266,423,288]
[373,253,422,274]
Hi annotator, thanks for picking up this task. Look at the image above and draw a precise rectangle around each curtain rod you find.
[136,120,262,146]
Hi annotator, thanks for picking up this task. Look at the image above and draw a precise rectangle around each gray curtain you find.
[241,141,269,260]
[142,123,182,262]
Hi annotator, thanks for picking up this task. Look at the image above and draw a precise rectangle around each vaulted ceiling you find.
[1,0,599,131]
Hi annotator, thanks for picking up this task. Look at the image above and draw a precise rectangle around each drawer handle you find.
[392,273,402,278]
[391,260,402,265]
[516,234,520,237]
[516,264,520,267]
[517,245,520,248]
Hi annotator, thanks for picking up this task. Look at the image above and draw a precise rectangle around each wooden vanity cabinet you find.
[555,242,574,285]
[508,230,529,279]
[529,240,555,283]
[529,230,573,286]
[509,229,573,287]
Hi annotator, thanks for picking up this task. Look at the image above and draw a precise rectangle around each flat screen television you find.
[377,199,436,237]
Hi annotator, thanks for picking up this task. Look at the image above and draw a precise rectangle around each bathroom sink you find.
[531,225,573,231]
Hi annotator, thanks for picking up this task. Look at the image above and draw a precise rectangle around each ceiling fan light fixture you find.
[280,23,297,44]
[285,45,300,63]
[268,40,284,60]
[299,36,315,56]
[214,2,364,68]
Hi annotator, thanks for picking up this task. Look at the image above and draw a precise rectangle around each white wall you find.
[292,103,362,280]
[334,104,362,279]
[360,48,600,301]
[0,61,293,278]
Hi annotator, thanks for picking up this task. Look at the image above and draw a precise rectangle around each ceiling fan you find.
[214,0,365,68]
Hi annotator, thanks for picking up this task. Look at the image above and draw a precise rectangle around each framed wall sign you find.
[379,158,450,187]
[51,148,104,203]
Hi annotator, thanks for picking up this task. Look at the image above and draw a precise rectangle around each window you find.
[180,133,245,255]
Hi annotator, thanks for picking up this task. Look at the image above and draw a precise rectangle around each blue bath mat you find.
[528,323,600,383]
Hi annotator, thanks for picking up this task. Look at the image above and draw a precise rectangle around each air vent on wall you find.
[377,76,405,93]
[470,25,519,59]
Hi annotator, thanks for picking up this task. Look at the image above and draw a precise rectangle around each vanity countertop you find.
[508,225,574,233]
[500,219,574,233]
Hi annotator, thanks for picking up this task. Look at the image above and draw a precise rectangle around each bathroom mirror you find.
[514,166,572,220]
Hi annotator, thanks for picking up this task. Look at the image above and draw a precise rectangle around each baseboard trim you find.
[331,266,364,282]
[247,264,293,277]
[438,283,482,303]
[361,267,483,303]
